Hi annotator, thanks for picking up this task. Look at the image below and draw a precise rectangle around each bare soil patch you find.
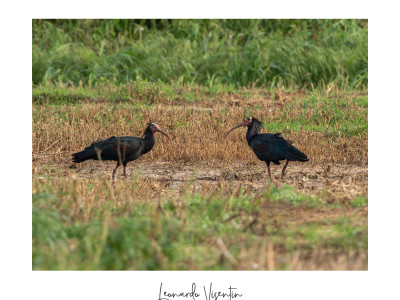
[33,153,367,202]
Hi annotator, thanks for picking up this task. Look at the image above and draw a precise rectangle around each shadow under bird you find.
[72,123,171,179]
[225,117,309,180]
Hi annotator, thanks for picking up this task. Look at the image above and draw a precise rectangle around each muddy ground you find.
[33,153,367,203]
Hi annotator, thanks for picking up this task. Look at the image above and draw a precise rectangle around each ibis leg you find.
[112,164,119,180]
[123,162,128,178]
[281,160,289,178]
[123,166,127,178]
[266,162,272,180]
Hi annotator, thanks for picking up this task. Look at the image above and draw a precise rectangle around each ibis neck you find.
[142,128,156,153]
[246,124,259,145]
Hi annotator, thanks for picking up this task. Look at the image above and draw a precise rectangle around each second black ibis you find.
[225,117,309,180]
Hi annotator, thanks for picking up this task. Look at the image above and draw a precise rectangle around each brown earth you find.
[33,153,367,203]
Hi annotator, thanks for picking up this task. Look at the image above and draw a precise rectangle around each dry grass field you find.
[32,85,368,270]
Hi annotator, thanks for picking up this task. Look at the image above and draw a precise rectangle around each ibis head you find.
[148,123,172,142]
[225,117,253,138]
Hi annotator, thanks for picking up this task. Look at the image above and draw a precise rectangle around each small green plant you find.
[351,196,368,207]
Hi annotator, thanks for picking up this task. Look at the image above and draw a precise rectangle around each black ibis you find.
[72,122,171,179]
[225,117,309,180]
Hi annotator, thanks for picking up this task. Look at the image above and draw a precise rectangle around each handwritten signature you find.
[158,282,243,300]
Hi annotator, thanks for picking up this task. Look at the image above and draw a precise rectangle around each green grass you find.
[284,217,368,251]
[33,19,367,89]
[351,196,368,207]
[264,102,368,137]
[266,185,322,207]
[32,79,233,105]
[32,183,366,270]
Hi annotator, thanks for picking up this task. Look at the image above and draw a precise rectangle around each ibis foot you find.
[112,164,119,181]
[281,160,289,178]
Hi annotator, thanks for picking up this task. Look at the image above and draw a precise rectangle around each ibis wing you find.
[250,133,290,162]
[251,133,308,162]
[94,137,143,161]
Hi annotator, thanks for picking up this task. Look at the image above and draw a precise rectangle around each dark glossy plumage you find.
[72,123,171,179]
[226,117,309,179]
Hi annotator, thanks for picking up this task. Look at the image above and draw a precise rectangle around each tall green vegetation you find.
[32,19,368,89]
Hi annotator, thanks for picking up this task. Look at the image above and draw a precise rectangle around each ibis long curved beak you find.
[225,122,246,138]
[157,128,172,142]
